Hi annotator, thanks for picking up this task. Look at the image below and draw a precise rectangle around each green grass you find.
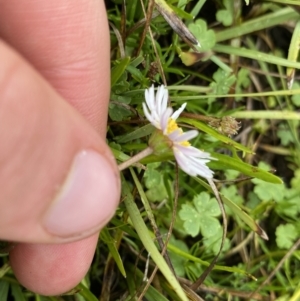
[2,0,300,300]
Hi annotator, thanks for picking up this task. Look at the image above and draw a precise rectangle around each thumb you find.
[0,41,120,243]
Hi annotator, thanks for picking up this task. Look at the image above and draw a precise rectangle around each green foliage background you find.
[1,0,300,300]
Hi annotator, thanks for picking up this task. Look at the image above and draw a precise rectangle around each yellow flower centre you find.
[166,118,190,147]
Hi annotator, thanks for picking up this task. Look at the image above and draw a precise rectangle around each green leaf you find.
[210,68,236,96]
[108,103,132,121]
[253,179,285,202]
[291,169,300,188]
[194,177,268,239]
[235,68,250,101]
[193,192,220,217]
[209,153,283,184]
[115,124,154,143]
[276,224,298,249]
[216,0,234,26]
[169,237,189,277]
[121,175,189,301]
[221,185,243,215]
[213,43,300,69]
[77,282,99,301]
[111,57,131,87]
[200,216,221,237]
[100,227,126,278]
[179,204,201,237]
[146,183,168,202]
[179,117,253,154]
[0,280,9,301]
[179,192,221,238]
[276,188,300,218]
[0,263,10,278]
[277,123,295,146]
[144,167,162,189]
[126,65,149,85]
[203,231,230,255]
[11,284,26,301]
[188,19,216,51]
[291,82,300,106]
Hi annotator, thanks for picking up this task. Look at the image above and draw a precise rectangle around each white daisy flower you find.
[143,85,214,179]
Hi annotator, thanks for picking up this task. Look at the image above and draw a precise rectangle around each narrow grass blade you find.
[287,21,300,88]
[111,57,131,87]
[122,176,188,301]
[100,227,126,278]
[215,7,298,42]
[232,110,300,120]
[167,244,256,279]
[179,117,254,154]
[115,124,154,143]
[213,44,300,69]
[77,283,98,301]
[209,153,283,184]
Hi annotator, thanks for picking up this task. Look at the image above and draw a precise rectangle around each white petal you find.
[173,148,214,178]
[161,107,173,133]
[177,145,213,159]
[143,102,154,124]
[145,85,155,111]
[168,129,182,140]
[171,103,187,120]
[156,85,165,115]
[172,130,198,143]
[160,86,169,116]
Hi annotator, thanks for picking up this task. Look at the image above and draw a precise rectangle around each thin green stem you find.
[118,147,153,171]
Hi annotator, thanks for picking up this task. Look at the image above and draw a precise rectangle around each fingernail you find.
[43,150,120,238]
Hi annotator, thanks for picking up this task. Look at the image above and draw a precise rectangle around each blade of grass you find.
[232,110,300,120]
[77,283,98,301]
[166,244,256,279]
[209,152,283,184]
[100,227,126,278]
[111,57,131,87]
[287,20,300,88]
[215,7,299,42]
[121,175,188,301]
[213,44,300,69]
[179,117,254,154]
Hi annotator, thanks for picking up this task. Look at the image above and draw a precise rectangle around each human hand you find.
[0,0,120,295]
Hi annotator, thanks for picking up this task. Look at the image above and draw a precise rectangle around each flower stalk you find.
[118,147,153,171]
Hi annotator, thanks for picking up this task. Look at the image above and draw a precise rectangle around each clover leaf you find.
[252,162,285,202]
[277,123,295,146]
[235,68,250,101]
[216,0,234,26]
[188,19,216,51]
[210,68,236,96]
[276,224,298,249]
[203,230,230,256]
[109,103,132,121]
[179,192,221,238]
[275,188,300,219]
[291,169,300,188]
[144,163,168,202]
[168,237,189,277]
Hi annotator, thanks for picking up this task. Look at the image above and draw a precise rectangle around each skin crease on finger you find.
[0,0,117,296]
